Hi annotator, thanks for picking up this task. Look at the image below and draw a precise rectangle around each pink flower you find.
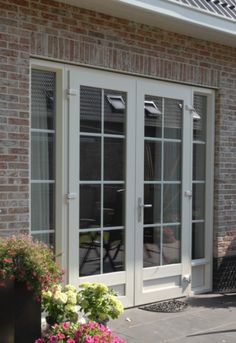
[57,333,65,339]
[49,336,57,343]
[35,339,44,343]
[66,339,75,343]
[3,258,12,263]
[84,335,93,343]
[62,322,70,330]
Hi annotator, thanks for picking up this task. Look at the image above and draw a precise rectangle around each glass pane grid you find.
[79,86,126,277]
[143,96,182,268]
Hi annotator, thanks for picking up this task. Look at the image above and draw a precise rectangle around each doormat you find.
[139,299,188,313]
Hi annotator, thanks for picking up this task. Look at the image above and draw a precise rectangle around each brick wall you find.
[0,0,236,263]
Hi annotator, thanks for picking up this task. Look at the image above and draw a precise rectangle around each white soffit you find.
[58,0,236,47]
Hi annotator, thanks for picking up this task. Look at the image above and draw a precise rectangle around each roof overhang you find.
[58,0,236,47]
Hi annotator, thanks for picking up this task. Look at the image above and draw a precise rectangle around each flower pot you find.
[0,280,41,343]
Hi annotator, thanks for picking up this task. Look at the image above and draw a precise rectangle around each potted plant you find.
[35,321,125,343]
[42,284,78,326]
[77,282,124,325]
[0,234,63,343]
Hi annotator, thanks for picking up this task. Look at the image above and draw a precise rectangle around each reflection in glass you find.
[79,232,101,277]
[162,226,181,265]
[31,70,56,130]
[104,138,125,181]
[104,90,126,135]
[163,184,181,223]
[80,136,101,181]
[164,142,181,181]
[144,184,161,224]
[164,98,182,139]
[80,185,101,229]
[192,183,205,220]
[143,227,160,267]
[193,94,207,142]
[144,141,161,181]
[103,230,125,273]
[80,86,102,133]
[144,95,162,138]
[32,233,54,250]
[31,183,54,231]
[31,132,54,181]
[193,144,205,181]
[103,185,125,227]
[192,223,205,259]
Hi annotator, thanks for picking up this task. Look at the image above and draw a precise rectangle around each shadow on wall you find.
[213,235,236,293]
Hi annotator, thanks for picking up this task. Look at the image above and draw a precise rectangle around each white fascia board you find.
[58,0,236,47]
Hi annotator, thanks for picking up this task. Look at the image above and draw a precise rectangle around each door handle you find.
[138,197,152,222]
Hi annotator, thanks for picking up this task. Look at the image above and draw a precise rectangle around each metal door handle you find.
[138,197,152,222]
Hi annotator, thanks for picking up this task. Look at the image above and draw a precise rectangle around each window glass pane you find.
[80,185,101,229]
[79,232,101,276]
[193,94,207,141]
[104,90,126,135]
[192,223,205,259]
[31,183,54,231]
[162,225,181,265]
[164,98,182,139]
[193,143,206,181]
[32,233,54,250]
[143,227,160,267]
[144,95,162,138]
[103,230,125,273]
[31,70,55,130]
[80,86,102,133]
[104,138,125,181]
[31,132,54,180]
[80,136,101,181]
[163,184,181,223]
[144,184,161,224]
[192,183,205,220]
[164,142,181,181]
[144,141,161,181]
[103,185,125,227]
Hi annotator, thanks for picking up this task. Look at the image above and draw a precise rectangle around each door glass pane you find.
[164,98,182,139]
[103,230,125,273]
[192,183,205,220]
[80,86,102,133]
[79,232,101,276]
[192,223,205,259]
[162,225,181,265]
[164,142,181,181]
[144,141,161,181]
[31,183,54,231]
[193,143,205,181]
[163,184,181,223]
[33,233,55,250]
[144,184,161,224]
[143,227,161,267]
[193,94,207,142]
[31,70,55,130]
[103,185,125,227]
[80,136,101,181]
[144,95,162,138]
[31,132,54,180]
[104,138,125,181]
[80,185,101,229]
[104,90,126,135]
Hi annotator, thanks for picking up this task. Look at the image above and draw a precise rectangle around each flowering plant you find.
[42,284,78,324]
[35,321,125,343]
[77,282,124,322]
[0,235,63,298]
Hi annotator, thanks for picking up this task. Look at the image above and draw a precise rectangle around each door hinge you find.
[67,88,78,96]
[184,190,192,198]
[66,192,77,200]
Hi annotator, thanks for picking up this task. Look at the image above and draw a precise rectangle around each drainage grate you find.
[139,299,188,313]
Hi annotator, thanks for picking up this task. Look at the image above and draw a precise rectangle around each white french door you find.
[67,67,193,306]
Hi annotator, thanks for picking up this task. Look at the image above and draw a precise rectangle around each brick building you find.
[0,0,236,306]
